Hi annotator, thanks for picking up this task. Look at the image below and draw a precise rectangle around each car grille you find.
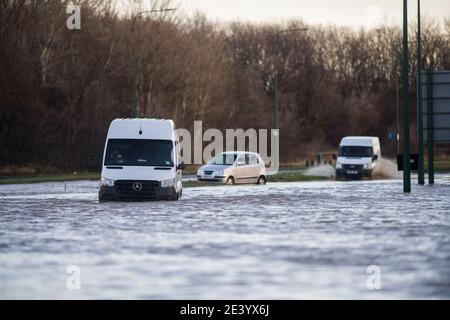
[204,171,214,175]
[115,180,160,198]
[342,164,364,170]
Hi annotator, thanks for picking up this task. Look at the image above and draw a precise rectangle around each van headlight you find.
[214,170,224,176]
[101,177,115,187]
[364,163,370,169]
[336,161,342,169]
[161,178,175,188]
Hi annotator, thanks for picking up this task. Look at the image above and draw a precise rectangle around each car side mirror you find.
[332,154,337,160]
[177,162,185,170]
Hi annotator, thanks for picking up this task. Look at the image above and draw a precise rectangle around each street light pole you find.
[272,28,308,129]
[402,0,411,193]
[396,73,400,154]
[131,15,139,118]
[416,0,425,185]
[130,8,176,118]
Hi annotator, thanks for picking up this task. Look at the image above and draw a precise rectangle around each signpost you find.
[402,0,411,193]
[421,70,450,184]
[416,0,424,185]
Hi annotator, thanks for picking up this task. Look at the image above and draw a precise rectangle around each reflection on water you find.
[0,176,449,299]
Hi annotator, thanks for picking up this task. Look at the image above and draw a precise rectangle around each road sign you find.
[422,70,450,143]
[388,132,396,141]
[397,154,419,171]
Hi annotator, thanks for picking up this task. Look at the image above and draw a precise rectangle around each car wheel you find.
[257,175,266,185]
[226,176,235,185]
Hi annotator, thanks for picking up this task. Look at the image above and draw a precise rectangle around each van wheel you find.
[226,176,235,185]
[257,175,266,185]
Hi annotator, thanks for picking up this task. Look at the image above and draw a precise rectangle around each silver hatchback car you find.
[197,151,267,185]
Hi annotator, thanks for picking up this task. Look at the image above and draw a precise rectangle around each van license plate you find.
[347,170,358,174]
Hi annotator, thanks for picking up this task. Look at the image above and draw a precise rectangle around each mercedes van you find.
[99,119,184,201]
[335,136,381,180]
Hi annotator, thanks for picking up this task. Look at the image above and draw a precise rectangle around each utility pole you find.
[273,69,279,129]
[417,0,425,185]
[131,15,139,118]
[272,28,308,129]
[396,73,400,154]
[130,7,176,118]
[402,0,411,193]
[427,71,435,184]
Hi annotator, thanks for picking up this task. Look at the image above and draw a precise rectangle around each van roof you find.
[340,136,380,147]
[107,118,176,140]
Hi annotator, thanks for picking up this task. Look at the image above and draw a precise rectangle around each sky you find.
[178,0,450,28]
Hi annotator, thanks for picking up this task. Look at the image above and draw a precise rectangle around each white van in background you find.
[335,136,381,180]
[99,119,184,201]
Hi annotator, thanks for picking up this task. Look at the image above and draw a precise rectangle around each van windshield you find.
[104,139,173,167]
[209,153,238,165]
[339,146,373,158]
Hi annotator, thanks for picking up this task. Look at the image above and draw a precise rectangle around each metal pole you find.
[417,0,424,185]
[402,0,411,193]
[274,68,279,129]
[427,71,434,184]
[131,16,140,118]
[396,73,400,154]
[272,28,308,129]
[130,8,176,118]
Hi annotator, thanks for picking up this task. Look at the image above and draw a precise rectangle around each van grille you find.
[115,180,160,198]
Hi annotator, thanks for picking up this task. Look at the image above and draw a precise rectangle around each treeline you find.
[1,0,449,173]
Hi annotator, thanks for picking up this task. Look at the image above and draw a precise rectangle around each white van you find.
[99,119,184,201]
[335,136,381,180]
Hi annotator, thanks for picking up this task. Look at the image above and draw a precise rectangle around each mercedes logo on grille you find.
[132,182,143,192]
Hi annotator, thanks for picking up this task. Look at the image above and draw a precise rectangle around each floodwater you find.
[0,175,449,299]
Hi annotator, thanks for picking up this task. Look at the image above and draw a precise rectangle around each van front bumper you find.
[336,168,372,179]
[99,185,178,201]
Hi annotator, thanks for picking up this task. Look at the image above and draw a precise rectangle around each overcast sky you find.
[179,0,449,28]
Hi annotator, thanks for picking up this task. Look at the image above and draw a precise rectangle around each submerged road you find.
[0,176,449,299]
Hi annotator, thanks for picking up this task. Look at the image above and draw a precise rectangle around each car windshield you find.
[104,139,173,167]
[339,146,373,158]
[209,153,238,165]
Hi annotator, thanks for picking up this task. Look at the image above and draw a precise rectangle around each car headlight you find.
[161,178,175,188]
[336,161,342,169]
[214,170,224,176]
[197,169,203,176]
[101,177,115,187]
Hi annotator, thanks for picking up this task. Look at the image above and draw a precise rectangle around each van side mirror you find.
[332,154,337,160]
[177,162,185,170]
[373,154,378,161]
